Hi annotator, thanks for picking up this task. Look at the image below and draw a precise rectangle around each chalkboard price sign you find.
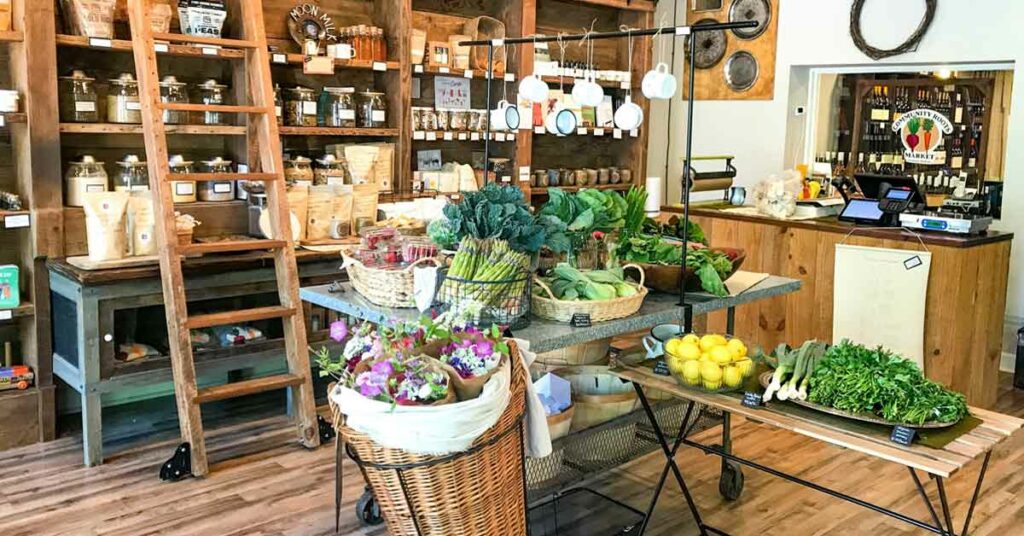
[652,360,671,376]
[741,392,764,408]
[570,313,592,328]
[890,426,917,446]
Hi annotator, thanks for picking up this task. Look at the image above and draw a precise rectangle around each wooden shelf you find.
[60,123,248,135]
[563,0,656,12]
[540,75,630,90]
[532,127,639,139]
[412,131,517,143]
[0,112,26,125]
[278,126,399,137]
[56,34,245,59]
[0,210,31,229]
[0,31,24,43]
[0,302,34,322]
[531,184,632,195]
[414,64,510,80]
[271,53,400,72]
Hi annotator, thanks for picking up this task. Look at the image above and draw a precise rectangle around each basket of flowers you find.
[319,318,528,536]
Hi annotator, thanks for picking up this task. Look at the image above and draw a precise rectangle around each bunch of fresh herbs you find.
[441,183,549,253]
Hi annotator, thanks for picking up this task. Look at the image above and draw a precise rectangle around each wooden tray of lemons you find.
[664,334,756,393]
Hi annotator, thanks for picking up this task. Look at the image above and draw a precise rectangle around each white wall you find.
[648,0,1024,361]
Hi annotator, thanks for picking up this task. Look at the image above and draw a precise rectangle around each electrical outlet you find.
[795,106,806,116]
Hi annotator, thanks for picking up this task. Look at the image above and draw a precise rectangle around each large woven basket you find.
[532,264,647,323]
[331,340,528,536]
[344,255,442,308]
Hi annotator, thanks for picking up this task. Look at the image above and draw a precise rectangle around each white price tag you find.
[126,102,142,111]
[508,134,516,142]
[0,115,5,128]
[201,47,219,56]
[457,133,468,140]
[499,132,510,141]
[504,73,515,82]
[630,129,639,138]
[577,127,587,136]
[451,194,461,200]
[426,131,437,141]
[154,43,169,53]
[501,175,511,183]
[272,53,288,64]
[413,131,426,140]
[439,67,450,73]
[414,65,424,73]
[89,37,112,48]
[534,127,545,135]
[676,26,691,35]
[213,183,232,194]
[0,310,11,321]
[464,70,474,79]
[491,39,504,47]
[302,101,318,116]
[443,132,454,141]
[620,82,630,90]
[373,61,387,72]
[4,214,29,229]
[470,132,480,141]
[613,129,623,139]
[593,128,605,137]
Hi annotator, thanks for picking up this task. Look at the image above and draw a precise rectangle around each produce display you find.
[439,237,531,308]
[760,340,969,426]
[534,263,638,301]
[438,183,551,253]
[665,333,754,391]
[537,188,628,253]
[642,215,708,246]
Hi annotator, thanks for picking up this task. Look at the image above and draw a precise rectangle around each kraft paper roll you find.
[645,176,663,215]
[689,177,734,193]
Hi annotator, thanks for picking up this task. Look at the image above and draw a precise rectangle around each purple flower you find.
[355,360,394,399]
[329,320,349,343]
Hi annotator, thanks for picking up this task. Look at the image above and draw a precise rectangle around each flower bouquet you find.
[354,356,456,406]
[435,324,511,400]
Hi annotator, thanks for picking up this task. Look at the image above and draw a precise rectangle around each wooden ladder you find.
[126,0,320,477]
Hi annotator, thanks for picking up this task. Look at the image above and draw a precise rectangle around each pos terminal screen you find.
[839,199,884,223]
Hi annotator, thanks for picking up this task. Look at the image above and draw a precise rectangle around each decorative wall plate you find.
[691,19,727,70]
[723,50,759,92]
[729,0,771,40]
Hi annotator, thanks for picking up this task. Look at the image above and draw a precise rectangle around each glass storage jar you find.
[198,157,235,202]
[274,84,283,125]
[321,87,356,128]
[159,75,189,125]
[314,154,349,185]
[357,90,386,128]
[65,155,108,207]
[58,70,99,123]
[193,79,228,125]
[114,154,150,192]
[168,154,197,203]
[284,156,314,186]
[285,87,318,127]
[107,72,142,124]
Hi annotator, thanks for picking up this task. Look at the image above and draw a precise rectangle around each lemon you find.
[735,358,754,378]
[723,365,743,388]
[702,378,723,390]
[667,354,687,376]
[665,338,685,357]
[679,343,702,361]
[710,346,734,365]
[682,360,701,385]
[726,338,747,358]
[681,334,700,346]
[698,334,718,352]
[700,361,723,382]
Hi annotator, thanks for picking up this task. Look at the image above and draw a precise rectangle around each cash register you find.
[837,173,992,234]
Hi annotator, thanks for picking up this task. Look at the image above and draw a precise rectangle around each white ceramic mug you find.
[518,74,549,103]
[545,104,577,136]
[573,72,605,108]
[490,100,520,131]
[642,62,677,100]
[614,95,644,130]
[328,43,356,60]
[642,336,664,359]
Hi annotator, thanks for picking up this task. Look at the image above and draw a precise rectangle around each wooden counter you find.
[670,206,1013,408]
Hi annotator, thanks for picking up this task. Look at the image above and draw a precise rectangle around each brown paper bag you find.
[286,184,310,240]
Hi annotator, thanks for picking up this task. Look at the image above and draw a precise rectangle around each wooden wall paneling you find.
[261,0,376,53]
[619,8,651,185]
[499,0,532,196]
[375,0,410,192]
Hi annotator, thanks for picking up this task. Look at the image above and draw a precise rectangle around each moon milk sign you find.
[288,3,339,52]
[891,108,953,165]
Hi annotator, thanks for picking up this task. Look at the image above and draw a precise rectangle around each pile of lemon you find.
[665,334,754,390]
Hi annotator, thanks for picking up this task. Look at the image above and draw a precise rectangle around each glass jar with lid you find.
[285,87,318,127]
[58,70,99,123]
[274,84,284,125]
[107,72,142,124]
[168,154,197,203]
[198,157,235,202]
[65,155,108,207]
[314,154,349,185]
[193,79,228,125]
[159,76,189,125]
[284,156,314,186]
[356,90,387,128]
[321,87,356,128]
[114,154,150,192]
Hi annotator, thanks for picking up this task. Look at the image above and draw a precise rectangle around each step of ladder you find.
[152,33,259,49]
[164,172,281,182]
[179,239,287,255]
[186,305,296,329]
[158,102,271,114]
[194,373,306,404]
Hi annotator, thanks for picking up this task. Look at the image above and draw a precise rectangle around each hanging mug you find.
[518,74,549,103]
[571,72,604,108]
[614,95,644,131]
[490,100,521,131]
[642,62,677,100]
[545,104,578,136]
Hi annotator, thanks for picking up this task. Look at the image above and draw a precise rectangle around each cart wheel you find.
[718,460,744,501]
[356,490,383,526]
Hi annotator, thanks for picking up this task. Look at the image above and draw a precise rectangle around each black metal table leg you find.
[638,401,696,534]
[961,451,991,536]
[335,436,343,534]
[935,476,957,536]
[909,468,944,533]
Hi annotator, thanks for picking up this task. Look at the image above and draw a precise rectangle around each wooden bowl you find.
[634,247,746,294]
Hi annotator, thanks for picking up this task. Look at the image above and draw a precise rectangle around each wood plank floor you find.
[2,375,1022,536]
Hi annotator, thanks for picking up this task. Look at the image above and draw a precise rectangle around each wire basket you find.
[437,272,532,330]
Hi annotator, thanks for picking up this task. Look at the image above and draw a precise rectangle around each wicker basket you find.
[462,16,505,72]
[532,264,647,323]
[535,338,611,369]
[332,340,528,536]
[345,255,443,308]
[553,365,637,433]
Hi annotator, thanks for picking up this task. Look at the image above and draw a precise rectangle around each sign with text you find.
[434,76,471,110]
[892,109,953,165]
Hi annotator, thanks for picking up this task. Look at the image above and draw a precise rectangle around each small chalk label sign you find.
[742,392,764,408]
[891,426,917,446]
[904,256,923,270]
[570,313,591,327]
[652,360,671,376]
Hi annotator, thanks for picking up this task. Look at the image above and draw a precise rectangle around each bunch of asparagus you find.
[440,237,531,306]
[762,340,829,402]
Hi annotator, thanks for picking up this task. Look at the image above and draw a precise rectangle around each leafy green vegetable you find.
[616,235,733,297]
[643,216,708,246]
[427,218,459,249]
[536,262,638,301]
[808,340,968,425]
[538,188,628,251]
[443,183,547,253]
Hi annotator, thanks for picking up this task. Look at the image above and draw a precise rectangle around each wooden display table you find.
[677,206,1014,408]
[612,362,1024,536]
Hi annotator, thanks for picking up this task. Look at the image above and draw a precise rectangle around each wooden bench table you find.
[611,362,1024,536]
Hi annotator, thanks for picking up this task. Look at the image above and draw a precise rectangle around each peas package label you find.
[0,265,18,309]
